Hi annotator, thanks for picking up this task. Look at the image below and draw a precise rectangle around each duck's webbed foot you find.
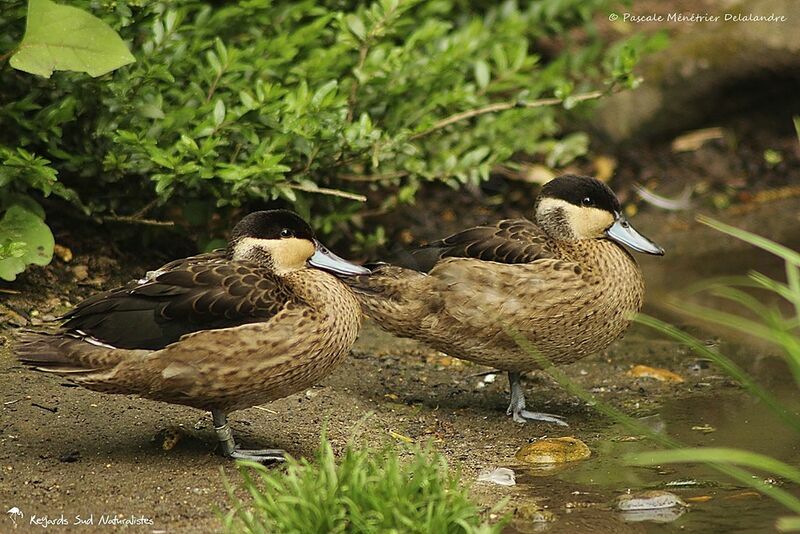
[212,410,286,463]
[506,372,569,426]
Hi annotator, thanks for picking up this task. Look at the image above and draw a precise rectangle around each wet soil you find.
[1,191,799,532]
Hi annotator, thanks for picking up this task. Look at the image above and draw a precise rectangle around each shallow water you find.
[507,238,800,533]
[515,376,800,532]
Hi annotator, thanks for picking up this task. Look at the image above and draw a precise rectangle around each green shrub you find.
[0,0,664,278]
[223,435,502,533]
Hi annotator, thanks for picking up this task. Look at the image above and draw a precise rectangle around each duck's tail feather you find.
[341,264,438,338]
[15,331,111,374]
[343,264,423,299]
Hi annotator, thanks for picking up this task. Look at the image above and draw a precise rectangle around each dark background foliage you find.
[0,0,659,274]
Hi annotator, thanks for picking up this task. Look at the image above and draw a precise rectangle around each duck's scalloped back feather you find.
[415,218,557,270]
[60,254,300,350]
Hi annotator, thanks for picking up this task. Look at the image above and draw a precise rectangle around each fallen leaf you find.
[671,127,725,152]
[521,164,556,184]
[593,155,617,182]
[71,264,89,281]
[724,491,761,501]
[389,430,414,443]
[628,365,685,383]
[686,495,713,503]
[53,244,73,262]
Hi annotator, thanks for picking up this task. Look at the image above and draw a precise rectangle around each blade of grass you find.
[786,263,800,320]
[706,286,793,330]
[636,313,800,434]
[778,515,800,532]
[697,215,800,267]
[675,300,786,341]
[627,448,800,485]
[665,299,800,386]
[749,270,800,309]
[683,275,762,295]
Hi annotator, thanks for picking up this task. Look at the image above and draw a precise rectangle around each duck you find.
[15,210,370,462]
[345,175,664,425]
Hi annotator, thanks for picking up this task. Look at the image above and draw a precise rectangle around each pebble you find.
[515,437,591,465]
[617,490,687,510]
[477,467,516,486]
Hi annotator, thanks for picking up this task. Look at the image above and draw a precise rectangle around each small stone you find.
[617,490,686,511]
[515,437,591,465]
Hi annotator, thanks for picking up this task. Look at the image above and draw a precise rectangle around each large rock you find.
[594,0,800,142]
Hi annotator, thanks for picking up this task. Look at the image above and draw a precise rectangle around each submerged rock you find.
[515,437,591,465]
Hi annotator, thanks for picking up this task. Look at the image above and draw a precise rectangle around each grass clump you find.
[223,436,501,534]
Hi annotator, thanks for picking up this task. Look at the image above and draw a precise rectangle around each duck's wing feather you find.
[60,257,297,351]
[415,219,556,269]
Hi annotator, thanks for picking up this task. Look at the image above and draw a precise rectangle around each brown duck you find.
[16,210,369,461]
[345,175,664,425]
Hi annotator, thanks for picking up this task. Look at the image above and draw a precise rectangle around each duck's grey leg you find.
[506,372,568,426]
[211,410,285,463]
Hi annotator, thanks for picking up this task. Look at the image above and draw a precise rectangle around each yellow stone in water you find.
[515,437,591,464]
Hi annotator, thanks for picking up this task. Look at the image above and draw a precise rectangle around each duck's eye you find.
[279,228,293,238]
[581,197,594,207]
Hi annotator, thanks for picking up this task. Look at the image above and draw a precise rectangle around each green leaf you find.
[346,14,366,41]
[10,0,135,78]
[213,99,226,127]
[0,205,54,281]
[474,60,490,89]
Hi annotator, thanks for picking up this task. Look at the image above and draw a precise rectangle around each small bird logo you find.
[6,506,23,526]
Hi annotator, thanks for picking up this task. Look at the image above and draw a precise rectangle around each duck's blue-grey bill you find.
[309,241,371,275]
[606,215,665,255]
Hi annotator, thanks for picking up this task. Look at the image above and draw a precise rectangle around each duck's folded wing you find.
[60,260,296,350]
[416,219,557,268]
